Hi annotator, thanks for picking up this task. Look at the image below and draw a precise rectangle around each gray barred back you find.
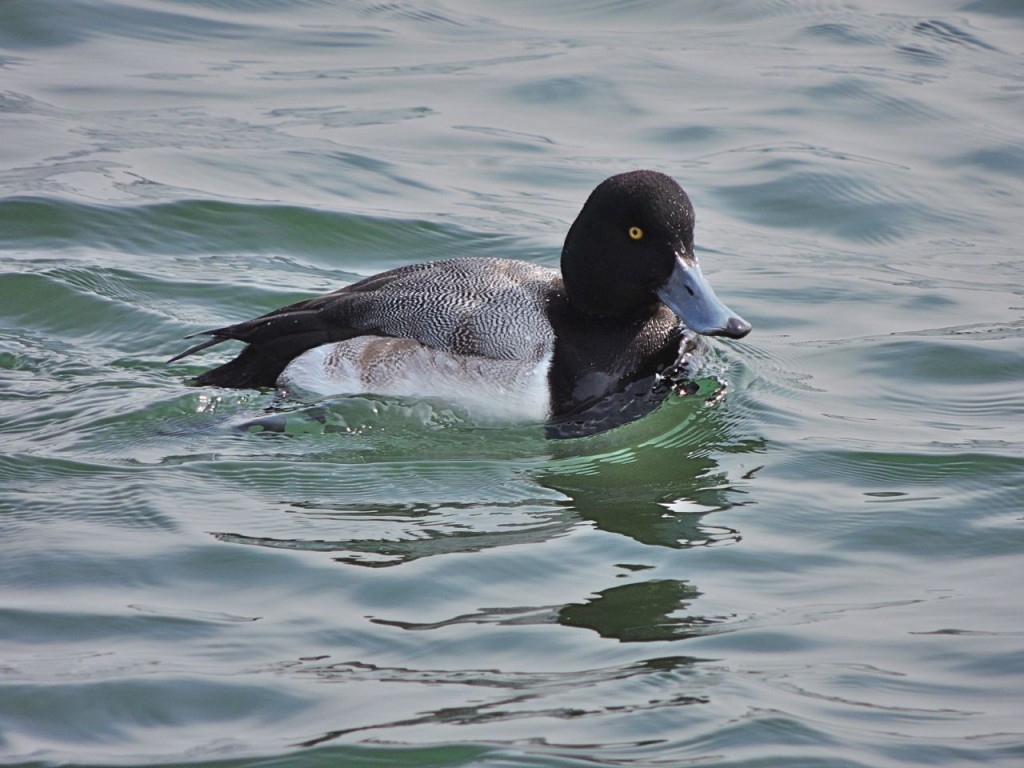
[342,258,558,362]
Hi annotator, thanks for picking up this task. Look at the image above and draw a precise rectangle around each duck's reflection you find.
[205,387,762,751]
[292,653,708,749]
[369,576,731,643]
[538,447,745,550]
[210,379,762,563]
[559,579,721,642]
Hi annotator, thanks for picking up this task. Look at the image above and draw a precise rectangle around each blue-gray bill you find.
[657,256,751,339]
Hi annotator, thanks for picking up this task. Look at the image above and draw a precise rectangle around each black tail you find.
[170,309,362,389]
[169,264,421,389]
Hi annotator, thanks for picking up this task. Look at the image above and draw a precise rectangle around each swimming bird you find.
[170,170,750,437]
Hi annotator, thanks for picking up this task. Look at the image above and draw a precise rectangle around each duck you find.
[170,170,750,438]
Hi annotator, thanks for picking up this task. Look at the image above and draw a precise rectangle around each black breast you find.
[545,293,685,436]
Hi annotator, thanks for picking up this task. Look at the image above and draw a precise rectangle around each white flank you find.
[278,337,552,423]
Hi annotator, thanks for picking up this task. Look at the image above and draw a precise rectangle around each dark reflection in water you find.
[210,464,746,566]
[370,577,734,642]
[290,654,708,749]
[212,502,575,568]
[560,579,726,642]
[540,452,746,550]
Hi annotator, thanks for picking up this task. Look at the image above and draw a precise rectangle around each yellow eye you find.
[628,226,644,240]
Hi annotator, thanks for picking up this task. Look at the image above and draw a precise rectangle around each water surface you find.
[1,1,1023,766]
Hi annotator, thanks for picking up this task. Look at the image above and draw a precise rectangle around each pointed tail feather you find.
[167,332,229,364]
[169,308,367,390]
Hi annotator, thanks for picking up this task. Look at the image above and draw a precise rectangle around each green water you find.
[2,2,1023,766]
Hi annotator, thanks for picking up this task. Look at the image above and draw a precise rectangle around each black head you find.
[560,170,750,339]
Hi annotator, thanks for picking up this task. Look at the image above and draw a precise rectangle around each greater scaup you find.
[170,170,750,437]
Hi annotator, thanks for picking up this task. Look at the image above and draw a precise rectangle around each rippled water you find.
[2,2,1023,766]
